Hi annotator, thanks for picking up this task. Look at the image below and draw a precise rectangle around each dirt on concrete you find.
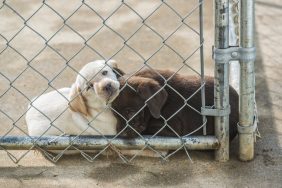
[0,0,281,188]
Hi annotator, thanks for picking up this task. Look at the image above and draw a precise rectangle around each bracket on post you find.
[201,105,230,117]
[237,122,257,134]
[213,46,256,64]
[237,114,259,138]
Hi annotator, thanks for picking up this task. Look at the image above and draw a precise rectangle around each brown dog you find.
[112,69,238,141]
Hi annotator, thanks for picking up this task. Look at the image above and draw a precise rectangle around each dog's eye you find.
[102,70,108,76]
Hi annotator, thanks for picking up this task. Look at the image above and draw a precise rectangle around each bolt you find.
[231,51,238,58]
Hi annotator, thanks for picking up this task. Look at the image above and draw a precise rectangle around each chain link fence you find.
[0,0,256,163]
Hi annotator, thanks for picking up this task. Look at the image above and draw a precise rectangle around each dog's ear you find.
[136,78,168,119]
[107,59,118,69]
[113,67,125,79]
[69,83,89,117]
[107,60,125,78]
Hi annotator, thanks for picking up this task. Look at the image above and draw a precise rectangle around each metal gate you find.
[0,0,256,163]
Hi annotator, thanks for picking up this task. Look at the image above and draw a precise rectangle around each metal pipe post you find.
[214,0,230,161]
[199,0,207,135]
[239,0,255,161]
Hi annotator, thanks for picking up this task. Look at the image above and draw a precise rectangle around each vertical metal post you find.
[199,0,207,135]
[239,0,255,161]
[214,0,230,161]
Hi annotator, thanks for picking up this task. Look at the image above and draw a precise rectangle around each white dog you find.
[26,60,120,137]
[26,60,164,158]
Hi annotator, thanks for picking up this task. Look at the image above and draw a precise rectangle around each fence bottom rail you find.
[0,136,219,151]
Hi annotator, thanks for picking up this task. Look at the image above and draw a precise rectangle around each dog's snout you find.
[104,83,112,93]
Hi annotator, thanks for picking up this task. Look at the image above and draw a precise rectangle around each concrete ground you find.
[0,0,281,187]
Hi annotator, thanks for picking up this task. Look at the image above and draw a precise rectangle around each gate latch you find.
[213,46,256,64]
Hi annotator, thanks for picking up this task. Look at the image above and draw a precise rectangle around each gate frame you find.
[213,0,231,162]
[0,0,256,162]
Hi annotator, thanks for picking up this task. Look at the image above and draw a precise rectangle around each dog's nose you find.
[104,83,112,93]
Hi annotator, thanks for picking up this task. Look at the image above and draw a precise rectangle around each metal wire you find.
[0,0,211,163]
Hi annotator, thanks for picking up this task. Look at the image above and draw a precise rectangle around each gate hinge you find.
[213,46,256,64]
[201,105,230,117]
[237,114,259,135]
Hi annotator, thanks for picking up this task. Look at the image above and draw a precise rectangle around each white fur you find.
[26,60,119,137]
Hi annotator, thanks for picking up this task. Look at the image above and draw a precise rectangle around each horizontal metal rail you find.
[0,136,219,150]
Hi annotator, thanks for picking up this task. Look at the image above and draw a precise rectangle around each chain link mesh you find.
[0,0,209,163]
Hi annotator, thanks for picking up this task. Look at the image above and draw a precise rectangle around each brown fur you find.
[112,69,239,141]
